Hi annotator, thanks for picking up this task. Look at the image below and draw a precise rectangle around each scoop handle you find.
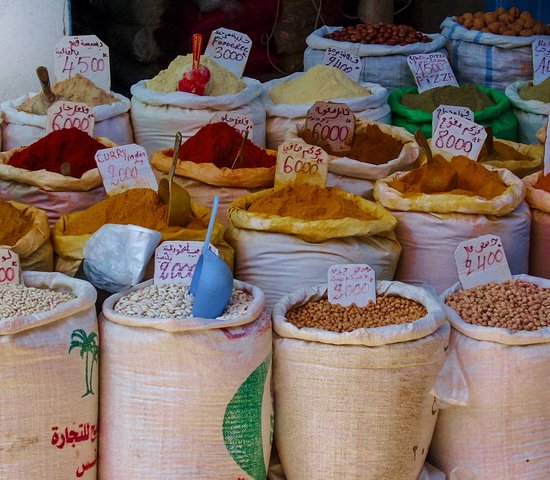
[202,195,219,255]
[192,33,203,70]
[169,132,182,184]
[415,129,433,163]
[36,66,57,104]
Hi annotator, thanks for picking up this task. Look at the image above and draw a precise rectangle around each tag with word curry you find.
[274,141,328,190]
[0,248,20,285]
[305,101,355,154]
[328,263,376,307]
[432,113,487,161]
[46,101,95,135]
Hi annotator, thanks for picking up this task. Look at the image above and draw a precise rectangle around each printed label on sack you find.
[545,117,550,175]
[274,141,328,189]
[54,35,110,90]
[432,113,487,161]
[407,53,458,93]
[322,47,361,81]
[205,27,251,78]
[432,105,473,136]
[328,263,376,307]
[94,144,158,195]
[50,421,97,477]
[532,37,550,85]
[454,234,512,289]
[210,111,254,141]
[304,101,355,153]
[46,101,95,135]
[154,241,218,285]
[0,249,20,285]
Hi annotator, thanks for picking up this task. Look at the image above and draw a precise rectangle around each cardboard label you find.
[53,35,110,90]
[532,37,550,85]
[328,264,376,307]
[407,53,458,93]
[454,234,512,289]
[322,47,362,81]
[205,28,251,78]
[304,101,355,153]
[154,241,218,285]
[94,144,158,195]
[545,117,550,176]
[432,105,473,136]
[0,249,20,285]
[209,111,253,140]
[432,113,487,161]
[46,101,95,135]
[274,141,328,190]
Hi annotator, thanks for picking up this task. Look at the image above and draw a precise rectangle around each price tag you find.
[532,37,550,85]
[322,47,362,81]
[46,101,95,135]
[432,105,473,136]
[454,234,512,290]
[304,101,355,153]
[209,111,253,141]
[432,113,487,161]
[0,249,20,285]
[54,35,110,91]
[328,264,376,308]
[94,144,158,195]
[274,141,328,190]
[204,28,251,78]
[545,117,550,176]
[407,53,458,93]
[154,241,218,285]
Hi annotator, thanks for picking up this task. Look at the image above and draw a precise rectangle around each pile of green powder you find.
[401,84,495,113]
[519,77,550,103]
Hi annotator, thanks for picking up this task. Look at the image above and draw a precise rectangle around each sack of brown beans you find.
[430,275,550,478]
[99,279,273,479]
[0,272,99,479]
[272,281,451,479]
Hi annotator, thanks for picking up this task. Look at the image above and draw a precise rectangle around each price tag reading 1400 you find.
[432,113,487,161]
[46,101,95,135]
[305,101,355,154]
[328,264,376,308]
[274,141,328,189]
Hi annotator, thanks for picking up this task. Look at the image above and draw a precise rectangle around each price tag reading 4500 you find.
[432,113,487,161]
[275,141,328,189]
[328,264,376,308]
[407,53,458,93]
[305,101,355,153]
[46,101,95,135]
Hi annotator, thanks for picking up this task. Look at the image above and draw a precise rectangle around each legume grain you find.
[0,283,75,318]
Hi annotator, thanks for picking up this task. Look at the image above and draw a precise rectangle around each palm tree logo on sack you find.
[69,329,99,397]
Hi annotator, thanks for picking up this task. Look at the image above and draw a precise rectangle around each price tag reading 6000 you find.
[305,101,355,153]
[274,141,328,189]
[46,101,95,135]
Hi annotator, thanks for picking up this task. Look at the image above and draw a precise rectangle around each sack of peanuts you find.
[227,185,401,310]
[99,279,273,479]
[0,272,99,479]
[430,275,550,479]
[272,281,450,479]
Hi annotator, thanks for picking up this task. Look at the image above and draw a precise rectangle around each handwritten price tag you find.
[0,249,20,285]
[407,53,458,93]
[432,105,473,136]
[275,141,328,190]
[432,113,487,161]
[322,47,362,81]
[545,116,550,176]
[305,101,355,153]
[532,37,550,85]
[154,241,218,285]
[94,144,158,195]
[205,28,251,78]
[454,234,512,289]
[46,101,95,135]
[328,264,376,307]
[54,35,110,91]
[209,111,254,141]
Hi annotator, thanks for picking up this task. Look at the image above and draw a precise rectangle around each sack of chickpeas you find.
[99,279,273,479]
[272,281,451,480]
[430,275,550,479]
[0,272,98,479]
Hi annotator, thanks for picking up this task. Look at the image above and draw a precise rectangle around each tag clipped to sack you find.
[432,105,473,137]
[46,101,95,135]
[322,47,362,81]
[432,113,487,161]
[274,141,328,190]
[407,52,458,93]
[532,37,550,85]
[305,101,355,154]
[204,27,251,78]
[209,111,253,140]
[0,248,21,285]
[328,264,376,307]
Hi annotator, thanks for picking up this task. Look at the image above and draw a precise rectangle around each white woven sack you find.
[262,74,390,149]
[1,92,133,151]
[524,172,550,278]
[304,26,447,90]
[272,282,450,479]
[99,279,273,480]
[430,274,550,479]
[441,17,537,90]
[326,172,375,199]
[130,77,266,156]
[0,272,99,479]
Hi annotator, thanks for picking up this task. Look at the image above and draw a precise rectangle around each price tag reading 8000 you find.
[305,101,355,153]
[0,249,20,285]
[407,53,458,93]
[46,101,95,135]
[432,113,487,161]
[274,141,329,189]
[328,264,376,308]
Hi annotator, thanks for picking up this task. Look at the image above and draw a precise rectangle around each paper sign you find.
[210,111,253,140]
[154,241,218,285]
[432,113,487,161]
[304,101,355,153]
[532,37,550,85]
[205,28,251,78]
[432,105,473,136]
[545,117,550,176]
[0,249,20,285]
[322,47,362,81]
[454,234,512,290]
[46,101,95,135]
[274,141,328,190]
[94,144,158,195]
[328,264,376,307]
[407,53,458,93]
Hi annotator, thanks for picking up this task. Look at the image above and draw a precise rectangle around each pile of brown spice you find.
[0,201,33,245]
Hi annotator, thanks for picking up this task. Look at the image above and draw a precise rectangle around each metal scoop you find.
[415,129,433,163]
[36,66,61,107]
[230,129,249,169]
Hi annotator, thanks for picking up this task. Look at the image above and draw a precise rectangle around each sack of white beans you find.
[0,272,98,479]
[99,279,273,479]
[430,275,550,479]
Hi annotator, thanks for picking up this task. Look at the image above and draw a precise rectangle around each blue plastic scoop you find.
[190,196,233,318]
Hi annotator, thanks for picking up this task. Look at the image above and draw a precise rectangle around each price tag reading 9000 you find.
[274,141,328,190]
[432,113,487,161]
[407,53,458,93]
[46,101,95,135]
[322,47,362,81]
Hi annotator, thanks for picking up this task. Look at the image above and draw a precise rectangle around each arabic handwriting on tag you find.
[46,101,95,135]
[432,113,487,161]
[407,52,458,93]
[0,248,20,285]
[305,101,355,153]
[328,264,376,307]
[274,141,329,189]
[322,47,361,81]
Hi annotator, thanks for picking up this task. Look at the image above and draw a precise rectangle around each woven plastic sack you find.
[524,172,550,279]
[0,272,98,479]
[99,279,272,479]
[304,26,447,90]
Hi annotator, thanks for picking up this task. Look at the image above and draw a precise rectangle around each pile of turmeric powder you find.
[247,184,374,221]
[534,173,550,192]
[478,141,531,163]
[0,201,33,245]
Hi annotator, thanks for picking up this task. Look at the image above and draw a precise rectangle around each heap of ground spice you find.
[8,128,105,178]
[401,84,495,113]
[247,184,374,221]
[478,141,531,163]
[519,76,550,103]
[534,173,550,192]
[177,122,276,169]
[0,201,33,245]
